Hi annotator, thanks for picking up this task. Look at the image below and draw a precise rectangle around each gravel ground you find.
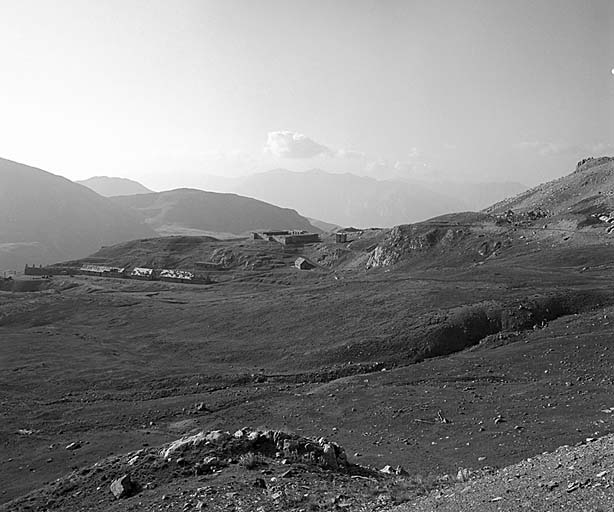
[394,434,614,511]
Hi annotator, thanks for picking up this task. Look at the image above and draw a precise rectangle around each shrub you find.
[238,452,263,469]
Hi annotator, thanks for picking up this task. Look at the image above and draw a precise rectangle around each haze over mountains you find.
[73,168,527,230]
[196,169,527,228]
[77,176,153,196]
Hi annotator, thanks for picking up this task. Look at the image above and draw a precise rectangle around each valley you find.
[2,157,614,510]
[3,247,614,509]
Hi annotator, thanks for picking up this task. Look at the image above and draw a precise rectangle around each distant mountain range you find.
[193,169,526,228]
[75,169,526,229]
[111,188,319,237]
[0,158,155,270]
[0,160,320,270]
[77,176,153,196]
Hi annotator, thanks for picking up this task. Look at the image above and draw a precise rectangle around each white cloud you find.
[261,132,441,180]
[337,148,366,160]
[516,141,614,158]
[264,131,334,159]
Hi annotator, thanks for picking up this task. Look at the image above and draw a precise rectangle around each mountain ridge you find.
[77,176,153,196]
[111,188,320,237]
[0,157,156,269]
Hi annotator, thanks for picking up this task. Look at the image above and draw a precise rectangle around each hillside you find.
[77,176,153,196]
[3,248,614,510]
[398,433,614,511]
[438,180,527,211]
[111,188,319,236]
[0,158,155,270]
[4,158,614,511]
[486,156,614,216]
[366,157,614,270]
[71,235,302,272]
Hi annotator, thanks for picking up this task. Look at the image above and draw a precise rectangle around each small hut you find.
[294,257,315,270]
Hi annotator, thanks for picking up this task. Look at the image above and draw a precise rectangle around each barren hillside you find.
[111,188,319,237]
[0,158,155,270]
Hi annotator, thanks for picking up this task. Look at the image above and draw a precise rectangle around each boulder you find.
[247,431,261,443]
[380,465,395,474]
[110,474,135,499]
[160,431,208,459]
[322,444,338,469]
[205,430,231,445]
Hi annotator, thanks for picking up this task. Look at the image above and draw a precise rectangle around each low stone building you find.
[253,230,320,245]
[294,257,315,270]
[80,265,125,277]
[159,269,194,282]
[130,267,154,280]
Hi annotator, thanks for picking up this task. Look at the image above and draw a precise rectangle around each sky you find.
[0,0,612,190]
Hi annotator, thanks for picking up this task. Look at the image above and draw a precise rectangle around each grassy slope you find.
[2,246,614,506]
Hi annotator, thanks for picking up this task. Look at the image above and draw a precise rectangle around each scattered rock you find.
[65,442,81,450]
[566,481,581,493]
[545,480,559,491]
[380,465,409,476]
[253,478,266,488]
[202,455,222,468]
[457,468,472,482]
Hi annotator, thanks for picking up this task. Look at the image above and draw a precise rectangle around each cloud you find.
[516,141,569,156]
[264,131,334,159]
[337,148,366,160]
[517,141,614,158]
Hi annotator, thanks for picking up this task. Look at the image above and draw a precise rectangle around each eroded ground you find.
[2,253,614,508]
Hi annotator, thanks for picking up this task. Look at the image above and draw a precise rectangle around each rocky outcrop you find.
[366,224,468,268]
[160,428,348,471]
[575,156,613,173]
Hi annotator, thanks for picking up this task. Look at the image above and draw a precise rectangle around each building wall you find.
[283,233,320,245]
